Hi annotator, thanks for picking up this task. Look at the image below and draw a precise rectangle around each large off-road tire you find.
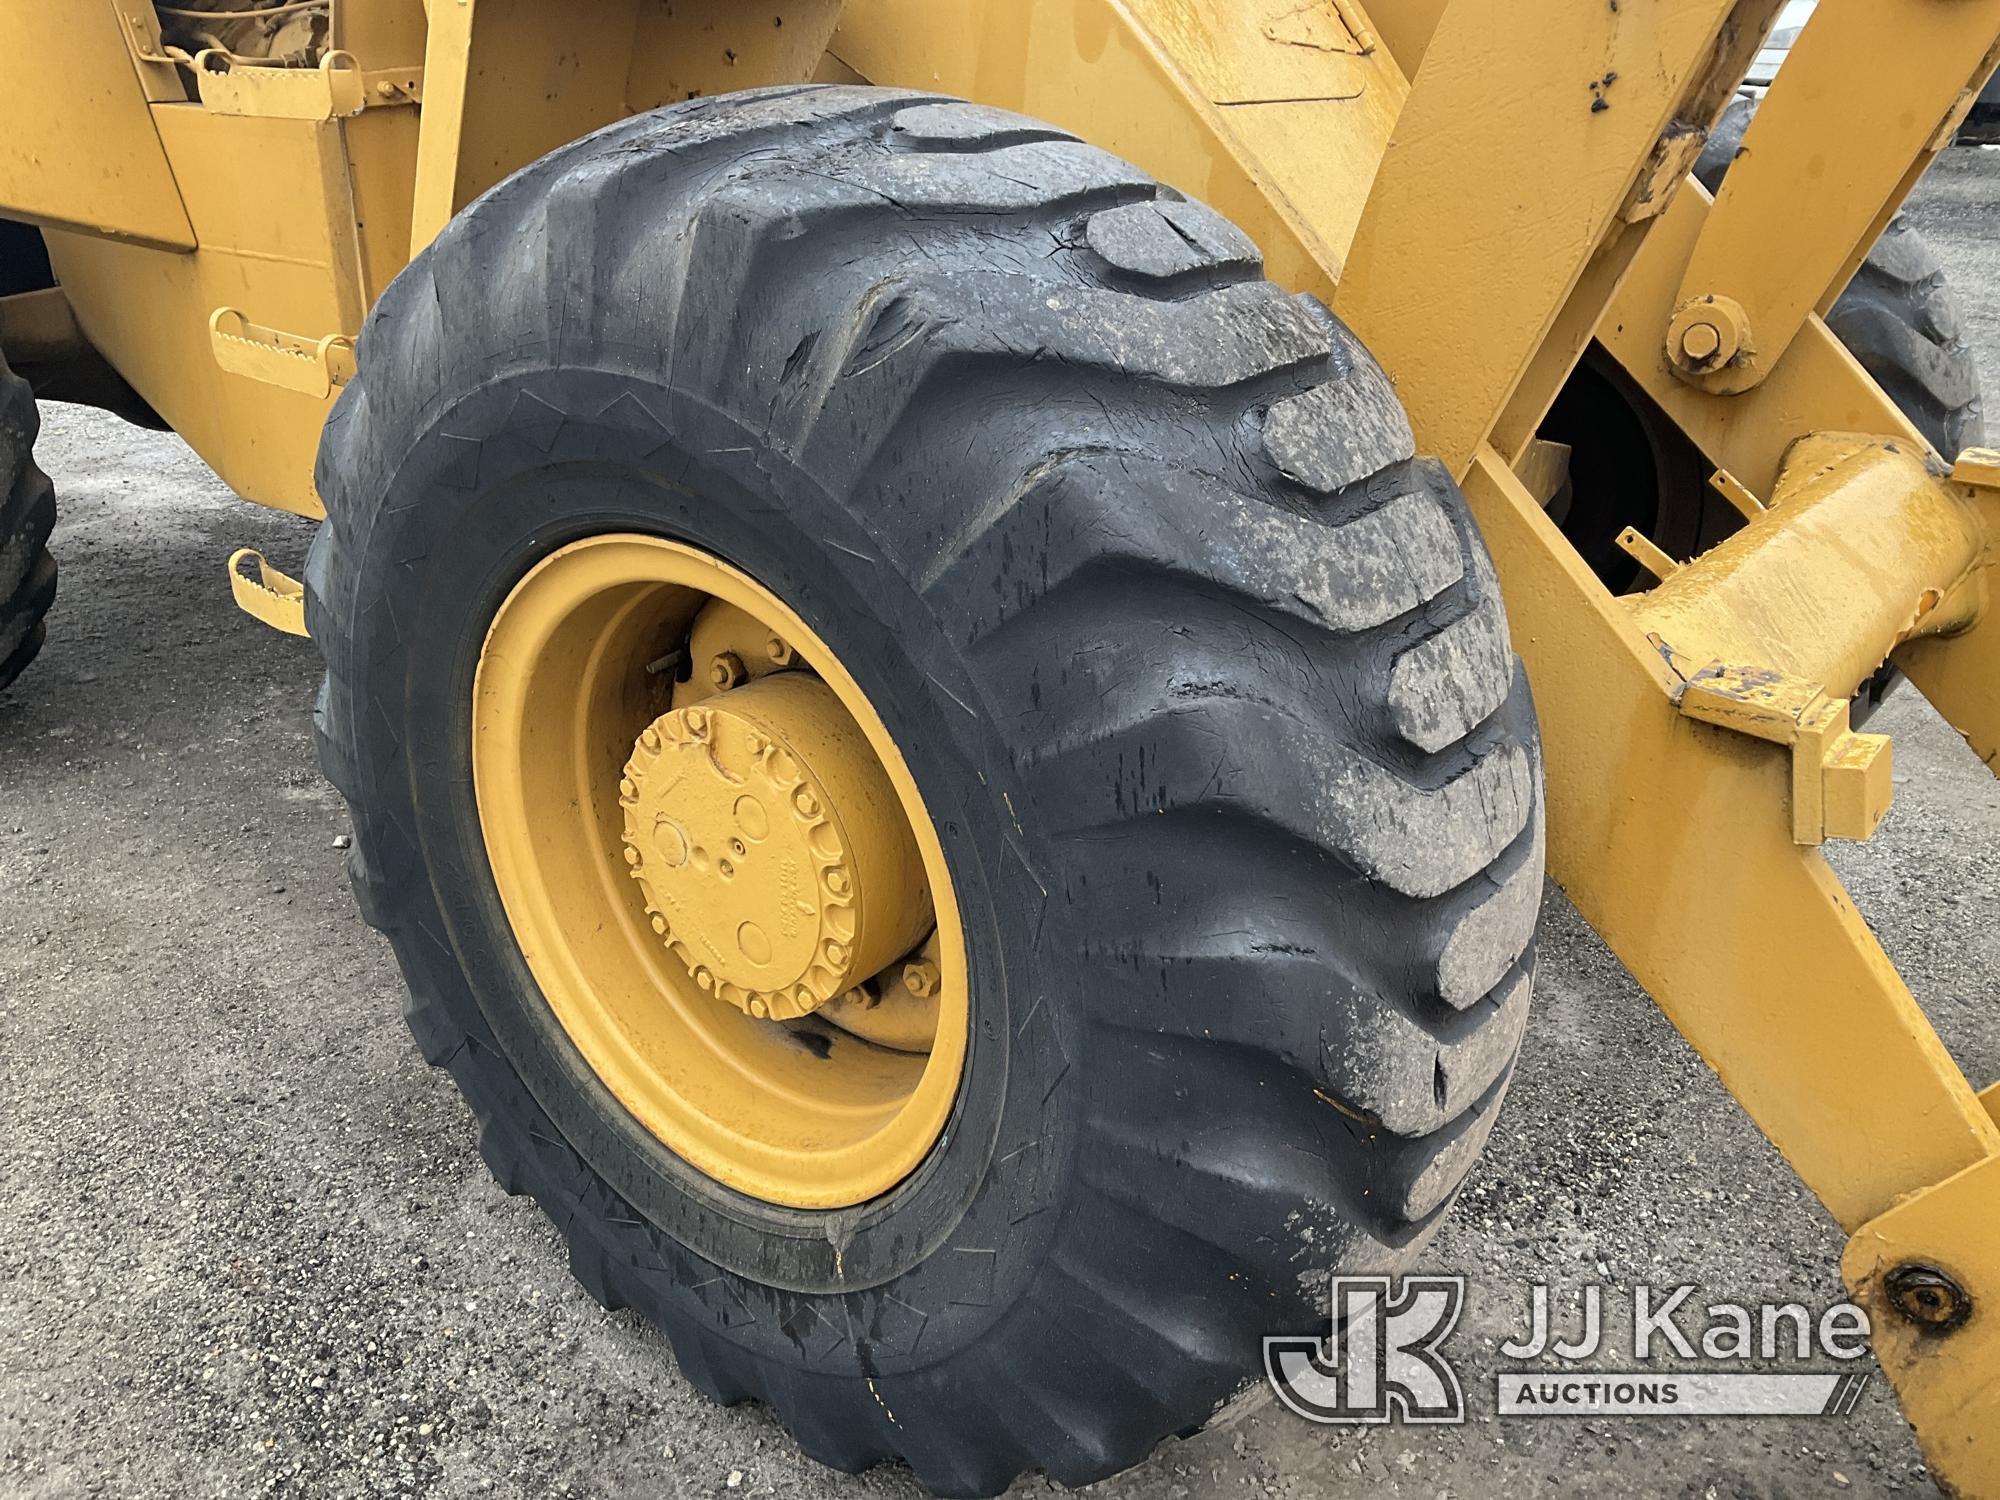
[0,344,56,693]
[308,86,1542,1495]
[1822,218,1986,459]
[1697,95,1984,459]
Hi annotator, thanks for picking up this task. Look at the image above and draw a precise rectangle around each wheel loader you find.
[1,2,1997,1494]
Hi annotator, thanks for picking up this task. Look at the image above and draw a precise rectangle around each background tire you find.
[308,86,1543,1495]
[0,344,56,694]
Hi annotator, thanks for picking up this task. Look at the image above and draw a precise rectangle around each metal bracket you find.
[228,549,309,638]
[1674,660,1893,845]
[209,308,355,399]
[1843,1152,2000,1494]
[1616,527,1681,582]
[112,0,191,102]
[1708,467,1766,521]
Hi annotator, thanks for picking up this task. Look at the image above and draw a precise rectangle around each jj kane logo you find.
[1264,1276,1468,1424]
[1266,1278,1874,1425]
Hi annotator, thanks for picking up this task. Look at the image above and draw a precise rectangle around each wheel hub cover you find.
[619,673,930,1021]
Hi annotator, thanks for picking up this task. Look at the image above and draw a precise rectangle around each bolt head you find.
[1667,295,1749,377]
[1680,322,1722,362]
[709,652,746,690]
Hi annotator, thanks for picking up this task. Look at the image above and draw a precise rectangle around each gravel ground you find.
[3,148,1998,1500]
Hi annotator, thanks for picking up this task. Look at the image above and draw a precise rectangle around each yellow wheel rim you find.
[472,534,968,1209]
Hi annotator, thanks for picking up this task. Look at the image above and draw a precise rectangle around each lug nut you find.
[902,959,940,998]
[766,635,796,666]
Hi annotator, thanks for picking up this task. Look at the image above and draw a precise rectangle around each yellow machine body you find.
[3,1,1999,1490]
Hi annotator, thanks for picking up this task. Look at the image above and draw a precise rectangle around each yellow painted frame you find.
[0,5,193,249]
